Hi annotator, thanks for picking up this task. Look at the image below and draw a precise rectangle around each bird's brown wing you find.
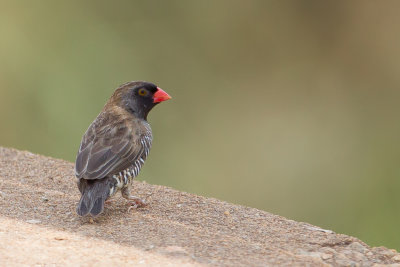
[75,117,151,180]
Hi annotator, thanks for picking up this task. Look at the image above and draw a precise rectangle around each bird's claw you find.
[127,197,147,212]
[105,199,113,205]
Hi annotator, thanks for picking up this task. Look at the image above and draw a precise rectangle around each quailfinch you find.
[75,81,171,216]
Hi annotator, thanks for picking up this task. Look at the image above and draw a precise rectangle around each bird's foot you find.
[105,199,114,205]
[127,196,147,212]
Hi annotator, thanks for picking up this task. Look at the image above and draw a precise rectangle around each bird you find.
[74,81,171,216]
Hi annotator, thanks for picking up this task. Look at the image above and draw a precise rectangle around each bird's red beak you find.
[153,87,171,103]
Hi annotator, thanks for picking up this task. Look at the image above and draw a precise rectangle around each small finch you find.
[75,81,171,216]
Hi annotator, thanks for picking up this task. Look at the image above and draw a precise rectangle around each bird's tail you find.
[76,178,112,216]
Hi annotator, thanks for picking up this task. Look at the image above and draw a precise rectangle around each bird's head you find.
[107,81,171,120]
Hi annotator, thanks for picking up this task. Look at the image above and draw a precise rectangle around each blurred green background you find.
[1,0,399,250]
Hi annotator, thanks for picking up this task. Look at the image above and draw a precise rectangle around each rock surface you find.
[0,147,399,266]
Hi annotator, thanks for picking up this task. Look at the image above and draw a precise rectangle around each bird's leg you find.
[121,185,147,211]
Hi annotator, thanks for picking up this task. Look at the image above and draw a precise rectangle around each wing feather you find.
[75,114,152,180]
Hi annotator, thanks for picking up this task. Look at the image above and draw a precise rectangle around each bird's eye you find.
[138,88,148,96]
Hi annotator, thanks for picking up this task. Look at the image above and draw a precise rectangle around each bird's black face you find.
[125,82,171,120]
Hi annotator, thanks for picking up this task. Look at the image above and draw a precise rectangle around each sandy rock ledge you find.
[0,147,399,266]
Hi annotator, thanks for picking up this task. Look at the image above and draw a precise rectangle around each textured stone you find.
[0,147,399,266]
